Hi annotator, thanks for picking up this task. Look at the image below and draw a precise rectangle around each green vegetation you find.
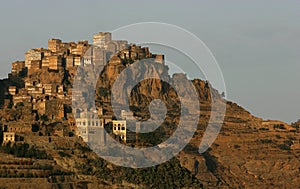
[58,151,71,158]
[0,142,52,159]
[275,134,282,139]
[31,124,40,132]
[99,87,110,97]
[7,101,13,109]
[40,114,49,121]
[75,155,202,188]
[274,124,285,130]
[16,102,24,107]
[260,139,273,144]
[115,158,202,188]
[278,144,291,151]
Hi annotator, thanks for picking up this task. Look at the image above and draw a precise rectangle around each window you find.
[121,127,125,130]
[118,127,120,130]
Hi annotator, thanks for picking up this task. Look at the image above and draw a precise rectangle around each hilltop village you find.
[0,32,300,188]
[0,32,165,146]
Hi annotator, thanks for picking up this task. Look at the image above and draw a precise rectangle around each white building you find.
[3,132,16,143]
[76,110,106,145]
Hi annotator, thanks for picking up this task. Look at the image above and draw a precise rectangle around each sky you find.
[0,0,299,123]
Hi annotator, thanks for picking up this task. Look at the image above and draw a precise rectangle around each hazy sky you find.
[0,0,299,123]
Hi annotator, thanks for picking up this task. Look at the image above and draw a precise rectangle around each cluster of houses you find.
[1,32,165,145]
[75,108,137,146]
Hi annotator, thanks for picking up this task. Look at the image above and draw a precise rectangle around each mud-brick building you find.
[5,121,32,133]
[155,54,165,64]
[74,56,81,66]
[27,86,43,98]
[69,41,89,56]
[35,99,65,120]
[76,40,90,56]
[13,94,32,105]
[66,55,75,68]
[66,113,76,132]
[25,49,43,70]
[93,32,112,47]
[93,32,129,61]
[8,86,17,96]
[11,61,25,76]
[42,56,50,68]
[48,39,62,53]
[49,55,62,70]
[43,84,56,96]
[29,60,42,73]
[2,132,15,144]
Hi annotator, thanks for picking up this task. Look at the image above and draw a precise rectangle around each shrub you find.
[260,139,272,144]
[278,144,291,151]
[58,151,71,158]
[259,128,269,131]
[274,124,285,130]
[275,134,281,139]
[0,143,51,159]
[41,114,49,121]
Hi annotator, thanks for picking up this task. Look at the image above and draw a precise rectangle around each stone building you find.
[34,99,65,120]
[27,86,43,98]
[11,61,25,76]
[66,55,75,68]
[25,49,43,69]
[3,132,15,144]
[74,56,81,66]
[67,113,76,132]
[112,120,136,143]
[70,41,89,56]
[93,32,112,47]
[13,94,31,105]
[43,84,56,96]
[5,121,32,133]
[29,60,42,72]
[40,99,65,120]
[48,39,62,53]
[155,54,165,64]
[93,32,128,60]
[76,40,89,55]
[8,86,17,96]
[49,55,62,70]
[42,57,50,68]
[75,110,106,145]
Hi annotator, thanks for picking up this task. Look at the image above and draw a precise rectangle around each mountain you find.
[0,34,299,188]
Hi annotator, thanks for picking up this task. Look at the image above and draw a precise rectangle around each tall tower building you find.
[93,32,112,48]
